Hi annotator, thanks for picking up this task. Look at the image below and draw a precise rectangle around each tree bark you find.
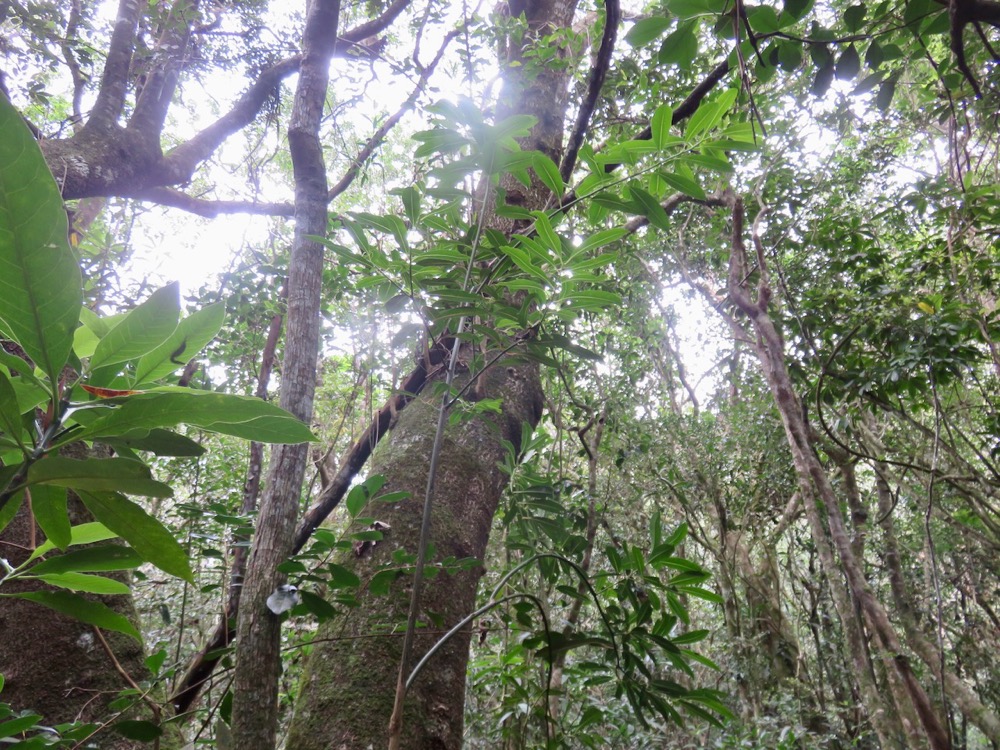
[286,1,577,746]
[229,1,339,748]
[724,195,951,750]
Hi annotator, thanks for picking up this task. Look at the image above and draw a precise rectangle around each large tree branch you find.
[87,0,143,130]
[128,0,197,137]
[156,56,302,184]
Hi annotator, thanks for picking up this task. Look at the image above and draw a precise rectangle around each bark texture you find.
[286,1,577,746]
[229,1,339,748]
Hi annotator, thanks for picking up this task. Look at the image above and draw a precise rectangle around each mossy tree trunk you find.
[286,1,577,746]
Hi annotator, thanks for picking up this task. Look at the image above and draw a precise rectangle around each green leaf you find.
[649,105,673,150]
[0,95,82,387]
[28,521,118,563]
[6,590,140,640]
[629,186,672,230]
[30,571,130,594]
[346,475,387,518]
[685,88,737,138]
[658,20,699,66]
[105,428,205,457]
[78,491,192,581]
[844,3,866,31]
[777,40,803,71]
[836,45,861,80]
[28,544,142,574]
[27,456,173,497]
[876,77,896,111]
[531,152,564,196]
[0,713,42,739]
[298,589,337,620]
[67,390,316,445]
[661,170,706,200]
[327,563,362,589]
[90,283,180,372]
[112,720,163,741]
[576,227,628,256]
[0,490,24,531]
[531,211,563,255]
[133,301,225,385]
[368,569,400,596]
[561,290,622,312]
[28,484,70,550]
[625,16,672,46]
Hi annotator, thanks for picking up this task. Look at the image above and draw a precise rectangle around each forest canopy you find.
[0,0,999,748]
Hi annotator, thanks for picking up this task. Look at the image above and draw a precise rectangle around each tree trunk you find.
[287,1,576,746]
[724,195,951,750]
[229,1,340,748]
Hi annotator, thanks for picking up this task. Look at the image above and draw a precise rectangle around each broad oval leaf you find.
[0,95,82,387]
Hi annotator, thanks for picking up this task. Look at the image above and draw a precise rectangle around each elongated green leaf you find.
[629,186,672,230]
[28,521,118,561]
[685,88,738,139]
[576,227,628,255]
[133,301,225,385]
[561,290,622,311]
[0,487,24,537]
[0,713,42,739]
[650,104,673,149]
[105,428,205,457]
[0,369,23,439]
[661,170,706,200]
[531,211,563,255]
[28,544,142,574]
[78,490,192,581]
[531,152,564,196]
[7,590,140,640]
[28,483,70,550]
[90,283,180,372]
[0,96,82,386]
[67,390,316,445]
[27,456,173,498]
[30,571,130,595]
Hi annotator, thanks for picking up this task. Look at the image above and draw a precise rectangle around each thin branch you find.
[559,0,620,183]
[128,187,295,217]
[328,29,461,201]
[128,0,195,136]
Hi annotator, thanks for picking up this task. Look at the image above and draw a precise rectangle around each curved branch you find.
[339,0,413,44]
[156,56,302,184]
[559,0,620,183]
